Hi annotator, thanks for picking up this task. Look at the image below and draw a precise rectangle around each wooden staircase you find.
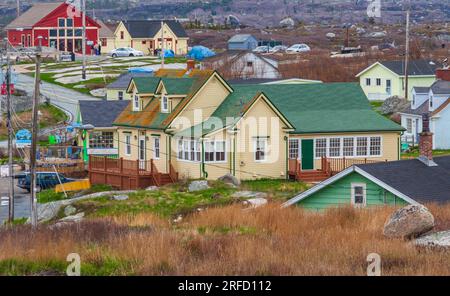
[288,158,331,183]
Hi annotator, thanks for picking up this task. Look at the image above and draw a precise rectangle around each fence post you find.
[103,156,107,171]
[119,158,123,173]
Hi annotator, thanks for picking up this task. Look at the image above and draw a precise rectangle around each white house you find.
[400,76,450,149]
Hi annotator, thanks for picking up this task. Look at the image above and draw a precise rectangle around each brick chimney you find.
[418,113,437,166]
[436,68,450,81]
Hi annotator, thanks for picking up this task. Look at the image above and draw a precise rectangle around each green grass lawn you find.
[39,179,307,220]
[73,181,238,218]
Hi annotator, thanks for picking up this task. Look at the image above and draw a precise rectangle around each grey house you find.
[227,34,258,51]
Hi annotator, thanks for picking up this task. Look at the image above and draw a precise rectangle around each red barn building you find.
[6,2,100,55]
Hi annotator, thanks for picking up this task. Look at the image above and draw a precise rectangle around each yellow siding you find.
[111,22,188,55]
[101,37,116,54]
[170,75,231,132]
[106,89,133,100]
[114,22,133,48]
[359,63,436,100]
[234,98,289,180]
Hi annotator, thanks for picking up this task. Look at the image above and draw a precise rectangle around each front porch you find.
[88,156,178,190]
[288,157,386,182]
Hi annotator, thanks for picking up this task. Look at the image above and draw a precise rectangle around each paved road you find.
[0,178,30,224]
[15,73,99,123]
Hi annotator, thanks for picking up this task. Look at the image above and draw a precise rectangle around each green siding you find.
[297,172,409,210]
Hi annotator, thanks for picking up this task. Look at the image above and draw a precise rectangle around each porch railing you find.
[321,156,387,175]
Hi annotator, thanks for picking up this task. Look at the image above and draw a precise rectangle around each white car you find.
[109,47,144,57]
[252,45,272,53]
[286,44,311,53]
[270,45,288,53]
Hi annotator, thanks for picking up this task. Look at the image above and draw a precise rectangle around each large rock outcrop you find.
[383,205,435,239]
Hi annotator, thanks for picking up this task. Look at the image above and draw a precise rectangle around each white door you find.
[139,136,146,170]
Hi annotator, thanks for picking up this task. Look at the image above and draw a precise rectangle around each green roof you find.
[160,77,196,95]
[132,77,161,94]
[177,82,404,137]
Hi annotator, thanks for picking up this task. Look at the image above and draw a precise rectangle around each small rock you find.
[89,88,106,97]
[173,215,183,223]
[59,212,85,223]
[64,205,76,216]
[188,180,210,192]
[232,191,268,199]
[113,194,129,201]
[415,230,450,249]
[243,198,268,209]
[218,173,241,186]
[146,186,159,191]
[383,205,435,239]
[212,193,223,199]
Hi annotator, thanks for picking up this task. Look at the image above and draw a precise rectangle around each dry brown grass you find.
[1,204,450,275]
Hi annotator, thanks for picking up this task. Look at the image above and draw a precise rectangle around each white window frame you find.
[125,134,131,156]
[351,183,367,207]
[376,78,381,86]
[314,136,383,159]
[177,138,201,162]
[366,78,371,86]
[118,91,124,100]
[161,95,169,113]
[406,118,412,134]
[153,137,160,159]
[204,140,226,163]
[254,138,268,162]
[133,95,139,111]
[288,138,300,159]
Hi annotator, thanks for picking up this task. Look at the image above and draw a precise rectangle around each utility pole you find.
[404,4,410,100]
[30,36,42,227]
[81,0,87,80]
[161,21,165,69]
[4,39,15,223]
[16,0,20,17]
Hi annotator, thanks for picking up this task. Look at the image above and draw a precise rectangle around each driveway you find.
[0,178,30,224]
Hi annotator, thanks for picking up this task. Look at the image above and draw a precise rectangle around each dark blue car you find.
[17,172,75,192]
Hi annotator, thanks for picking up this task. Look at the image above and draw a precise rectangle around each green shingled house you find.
[88,71,405,189]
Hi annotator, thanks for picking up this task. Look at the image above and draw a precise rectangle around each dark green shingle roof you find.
[133,77,161,93]
[177,82,404,137]
[160,77,196,95]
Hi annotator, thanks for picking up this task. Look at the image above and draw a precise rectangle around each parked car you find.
[252,45,272,53]
[270,45,288,53]
[109,47,144,58]
[17,172,75,192]
[286,44,311,53]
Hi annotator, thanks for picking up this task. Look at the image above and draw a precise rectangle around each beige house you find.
[113,20,189,56]
[97,19,116,54]
[88,71,404,189]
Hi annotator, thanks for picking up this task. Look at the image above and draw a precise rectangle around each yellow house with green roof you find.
[88,70,405,189]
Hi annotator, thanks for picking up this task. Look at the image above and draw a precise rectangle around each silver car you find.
[109,47,144,57]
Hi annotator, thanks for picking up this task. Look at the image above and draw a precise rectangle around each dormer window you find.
[133,95,139,111]
[161,96,169,113]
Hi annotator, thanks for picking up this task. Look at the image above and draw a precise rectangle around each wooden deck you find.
[88,156,178,190]
[288,157,386,182]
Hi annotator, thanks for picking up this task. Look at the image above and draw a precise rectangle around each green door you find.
[301,139,314,170]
